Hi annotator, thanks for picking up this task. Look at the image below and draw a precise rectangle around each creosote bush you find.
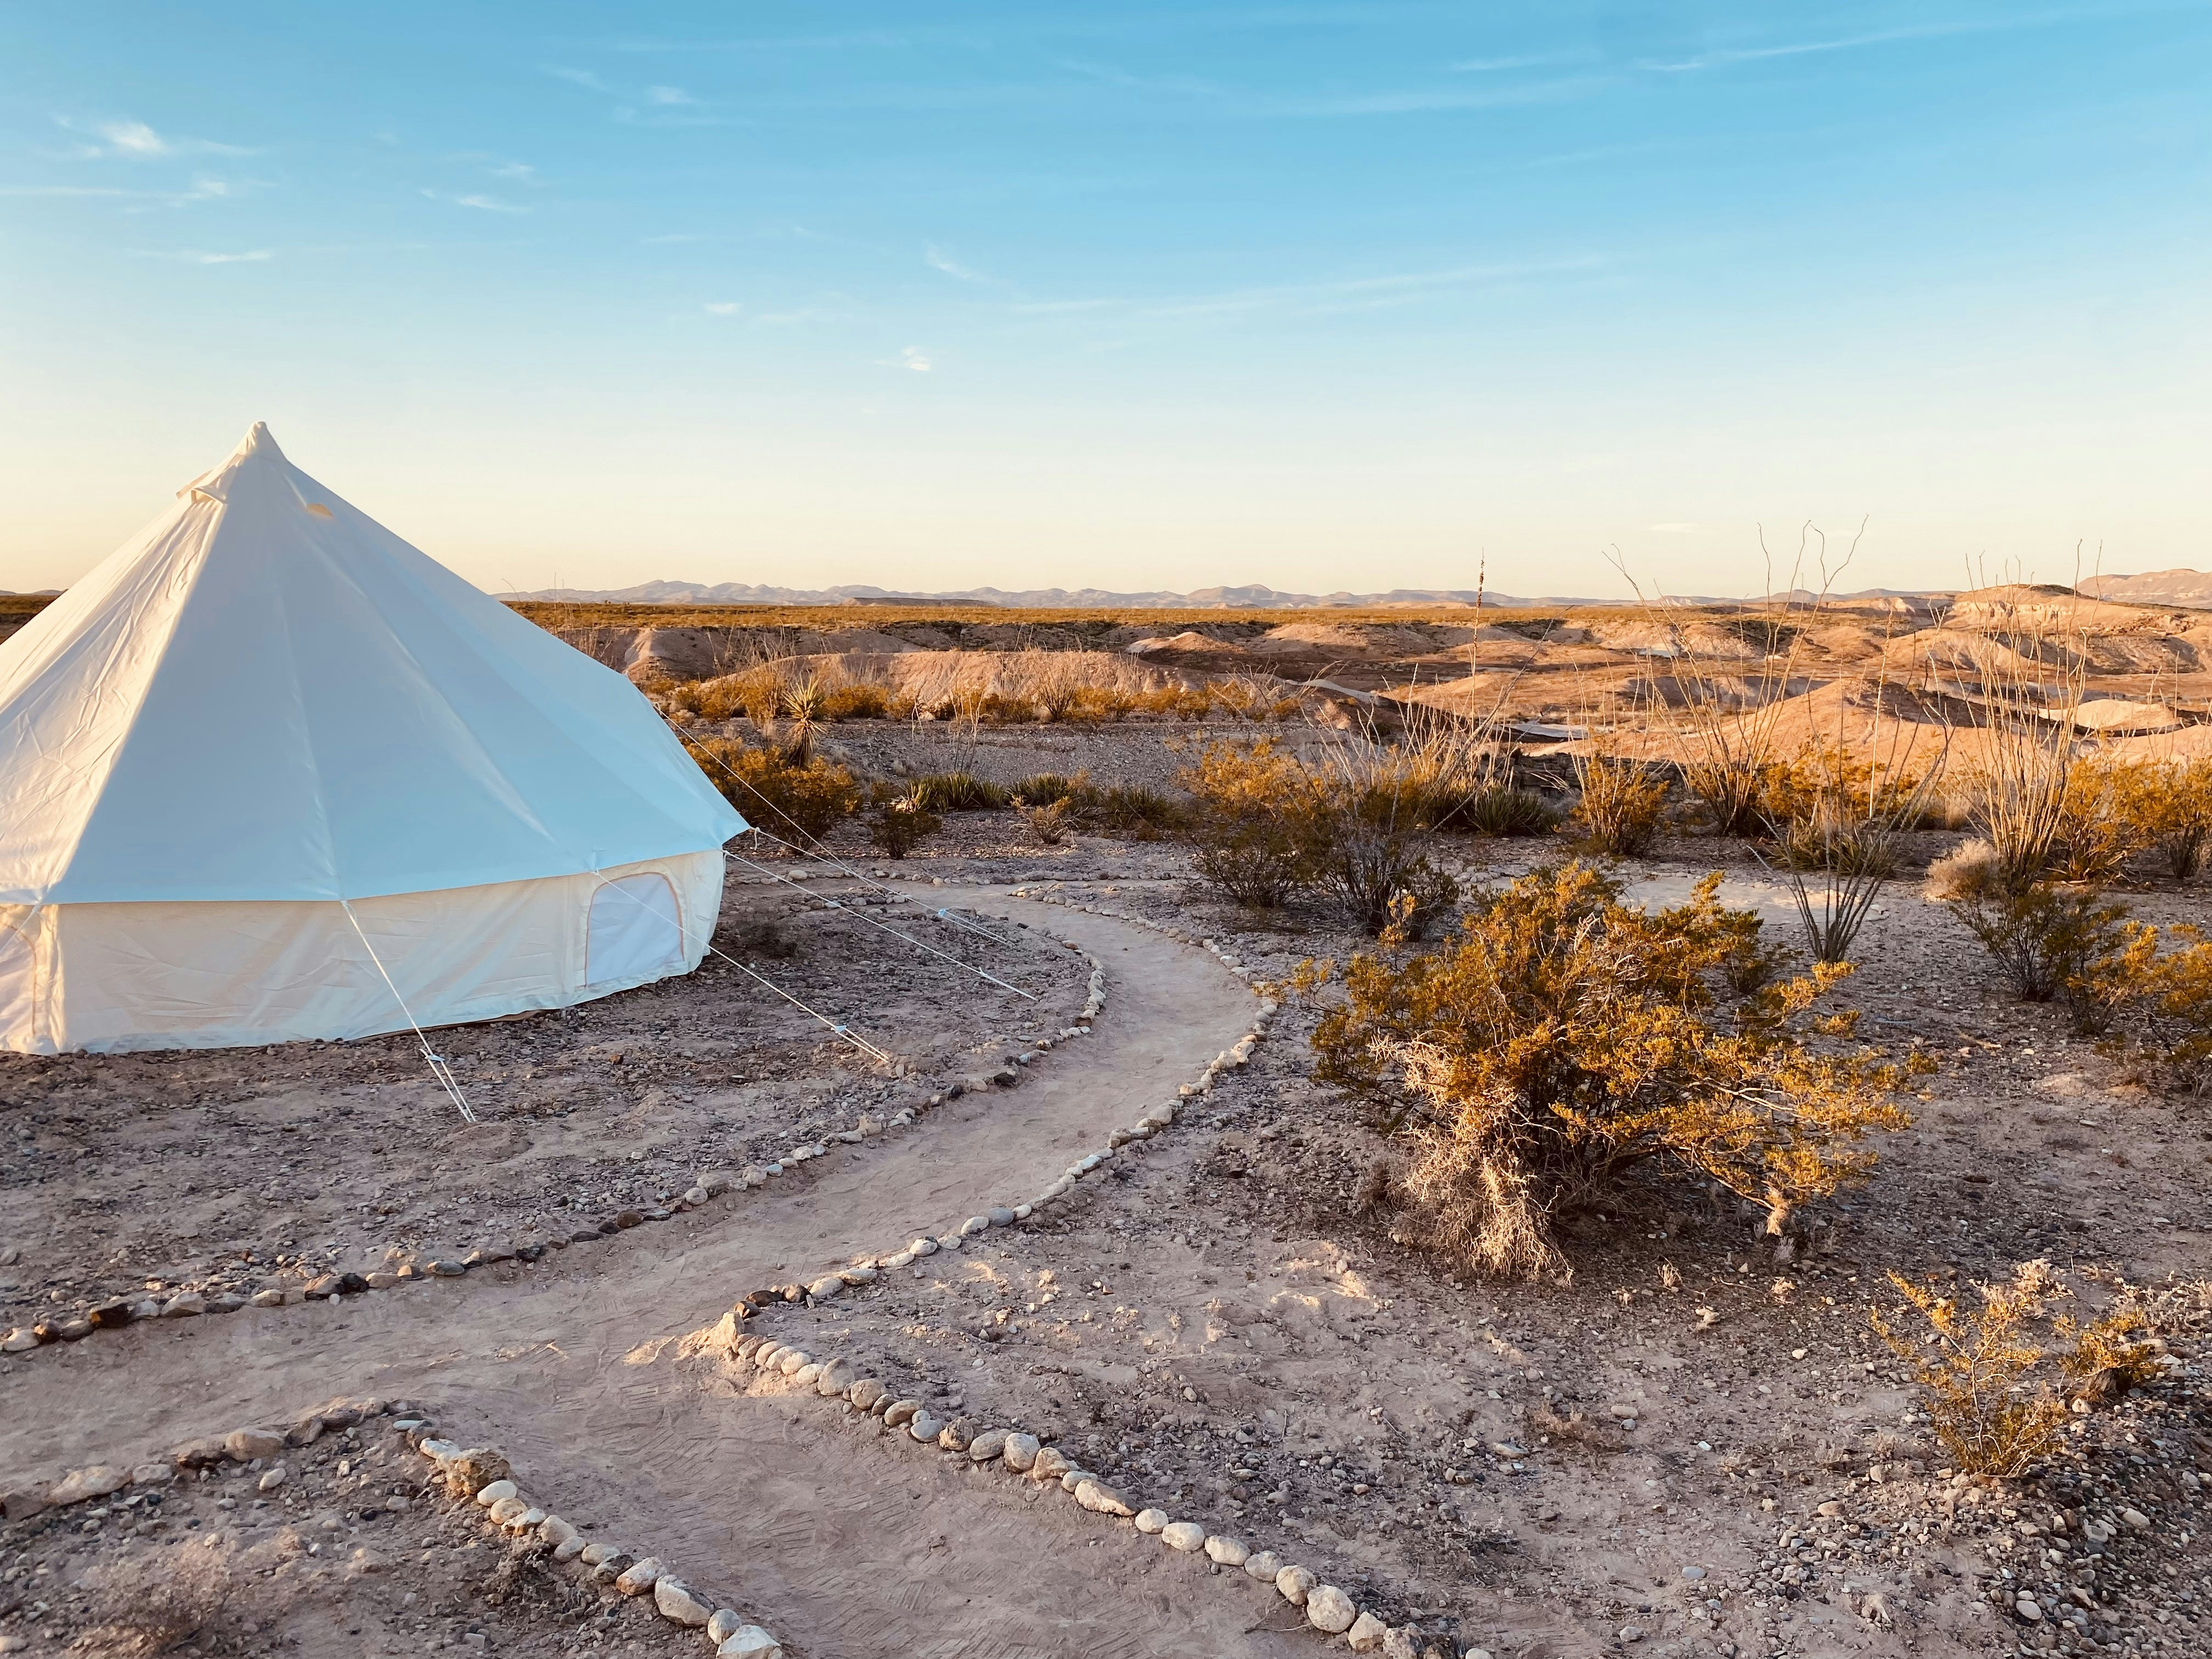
[1938,862,2135,1031]
[1568,752,1671,856]
[686,737,861,844]
[1874,1262,2174,1475]
[1308,861,1920,1279]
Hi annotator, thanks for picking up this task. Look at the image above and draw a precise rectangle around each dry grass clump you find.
[1310,861,1919,1279]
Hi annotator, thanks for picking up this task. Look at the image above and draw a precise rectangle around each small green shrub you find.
[1942,871,2134,1030]
[1009,772,1082,805]
[1178,739,1326,909]
[1452,785,1558,837]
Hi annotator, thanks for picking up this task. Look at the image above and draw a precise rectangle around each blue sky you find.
[2,2,2205,599]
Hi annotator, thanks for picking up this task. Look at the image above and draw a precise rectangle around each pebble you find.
[654,1578,714,1627]
[2016,1594,2042,1622]
[1681,1565,1706,1581]
[985,1207,1015,1226]
[1276,1565,1316,1607]
[1135,1509,1168,1534]
[968,1429,1009,1463]
[1203,1535,1249,1567]
[1244,1549,1281,1582]
[789,1363,824,1390]
[848,1379,888,1413]
[614,1557,665,1595]
[1029,1446,1072,1483]
[1306,1585,1358,1635]
[225,1429,286,1462]
[707,1611,743,1644]
[539,1517,577,1548]
[257,1465,288,1493]
[939,1419,975,1453]
[475,1479,518,1507]
[776,1350,813,1376]
[960,1216,991,1236]
[427,1260,467,1277]
[1161,1521,1207,1552]
[1002,1432,1040,1472]
[883,1400,919,1429]
[129,1464,171,1487]
[816,1360,856,1397]
[0,1330,35,1354]
[487,1496,528,1525]
[2121,1506,2151,1529]
[806,1276,845,1300]
[159,1292,206,1318]
[908,1410,943,1443]
[552,1536,588,1564]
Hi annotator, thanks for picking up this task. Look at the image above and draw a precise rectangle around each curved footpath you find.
[2,891,1302,1657]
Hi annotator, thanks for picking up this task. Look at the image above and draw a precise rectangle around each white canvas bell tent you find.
[0,423,746,1054]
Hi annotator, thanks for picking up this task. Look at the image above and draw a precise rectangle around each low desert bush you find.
[866,793,941,859]
[1015,795,1076,845]
[686,738,861,844]
[1939,868,2134,1029]
[1080,782,1188,840]
[1323,828,1461,940]
[1009,772,1082,805]
[1179,738,1328,908]
[2051,755,2157,885]
[1871,1266,2072,1477]
[1310,861,1917,1279]
[1568,752,1670,856]
[2138,757,2212,880]
[909,771,1011,811]
[821,682,894,721]
[1874,1263,2176,1475]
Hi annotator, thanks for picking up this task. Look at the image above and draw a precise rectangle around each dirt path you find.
[1,891,1287,1656]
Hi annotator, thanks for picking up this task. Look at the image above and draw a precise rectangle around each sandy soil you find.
[3,792,2209,1659]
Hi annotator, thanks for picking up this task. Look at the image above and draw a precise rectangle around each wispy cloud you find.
[541,65,610,91]
[1643,10,2118,74]
[1024,253,1609,323]
[488,161,537,180]
[57,116,255,159]
[1448,50,1587,74]
[645,84,698,105]
[923,244,994,284]
[142,247,274,264]
[1,173,256,207]
[703,301,741,315]
[421,189,529,213]
[887,346,933,372]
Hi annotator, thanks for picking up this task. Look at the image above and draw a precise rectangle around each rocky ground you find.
[2,772,2209,1659]
[0,881,1085,1339]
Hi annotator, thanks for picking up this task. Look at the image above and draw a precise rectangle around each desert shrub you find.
[1015,795,1076,845]
[1941,871,2134,1027]
[2051,755,2158,885]
[1924,837,2001,900]
[821,683,891,721]
[1967,728,2073,892]
[1871,1267,2072,1477]
[909,771,1010,811]
[2138,757,2212,880]
[686,738,861,843]
[1322,827,1461,939]
[1310,861,1916,1279]
[1178,738,1327,908]
[2058,1303,2168,1407]
[2095,922,2212,1093]
[1455,784,1558,837]
[667,664,787,725]
[1568,752,1670,856]
[865,793,941,859]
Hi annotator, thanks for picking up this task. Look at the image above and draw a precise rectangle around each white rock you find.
[908,1410,943,1442]
[775,1349,813,1376]
[1380,1626,1421,1659]
[614,1557,665,1595]
[551,1535,588,1564]
[257,1465,288,1493]
[1346,1610,1389,1651]
[706,1611,743,1644]
[539,1517,577,1548]
[716,1628,783,1659]
[1135,1508,1167,1534]
[654,1578,713,1628]
[1002,1433,1040,1472]
[805,1276,845,1300]
[487,1496,527,1523]
[474,1479,518,1507]
[1307,1585,1358,1635]
[789,1363,824,1390]
[1075,1479,1134,1517]
[1160,1521,1207,1551]
[1203,1535,1249,1567]
[968,1429,1009,1463]
[1243,1549,1280,1582]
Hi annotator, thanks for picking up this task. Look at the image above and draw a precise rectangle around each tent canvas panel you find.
[0,849,721,1054]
